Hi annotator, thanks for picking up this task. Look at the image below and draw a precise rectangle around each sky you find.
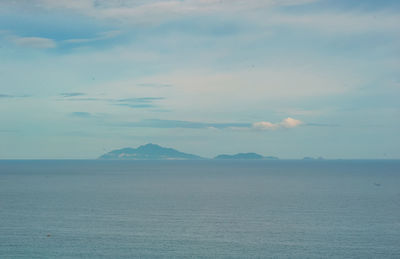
[0,0,399,159]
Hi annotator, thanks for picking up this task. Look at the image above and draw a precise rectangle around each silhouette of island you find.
[99,144,279,160]
[99,143,204,160]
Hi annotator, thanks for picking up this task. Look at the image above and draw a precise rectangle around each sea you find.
[0,160,399,258]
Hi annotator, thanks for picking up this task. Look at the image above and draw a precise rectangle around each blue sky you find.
[0,0,399,159]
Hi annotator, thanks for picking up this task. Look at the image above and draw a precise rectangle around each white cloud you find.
[0,30,56,49]
[280,117,303,128]
[10,36,56,49]
[253,117,303,130]
[253,121,279,130]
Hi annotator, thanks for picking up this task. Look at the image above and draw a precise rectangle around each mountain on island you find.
[214,153,278,160]
[99,144,280,160]
[99,143,204,160]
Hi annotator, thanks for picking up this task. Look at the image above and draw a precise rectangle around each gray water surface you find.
[0,160,399,258]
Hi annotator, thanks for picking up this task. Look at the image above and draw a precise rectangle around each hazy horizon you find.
[0,142,400,160]
[1,0,399,159]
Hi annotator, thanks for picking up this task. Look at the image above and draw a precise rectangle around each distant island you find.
[214,153,278,160]
[99,144,279,160]
[99,143,204,160]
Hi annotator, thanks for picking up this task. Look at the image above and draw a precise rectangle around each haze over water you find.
[1,160,399,258]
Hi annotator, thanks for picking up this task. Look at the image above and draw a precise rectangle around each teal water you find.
[0,160,399,258]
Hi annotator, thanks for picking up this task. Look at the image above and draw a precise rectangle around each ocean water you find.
[0,160,399,258]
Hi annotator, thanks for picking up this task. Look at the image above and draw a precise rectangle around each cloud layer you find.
[119,118,303,130]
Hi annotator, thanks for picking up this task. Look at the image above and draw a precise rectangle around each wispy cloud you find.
[1,29,120,50]
[267,11,400,34]
[116,103,156,108]
[58,94,164,109]
[253,117,303,130]
[122,119,250,129]
[0,94,15,98]
[0,94,31,98]
[59,97,103,101]
[13,0,319,25]
[60,92,86,97]
[70,112,93,118]
[11,0,399,36]
[11,36,56,49]
[116,97,164,103]
[35,0,317,14]
[1,30,56,49]
[112,97,164,109]
[69,112,110,119]
[63,30,121,44]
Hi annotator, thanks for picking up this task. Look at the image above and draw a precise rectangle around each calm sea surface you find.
[0,160,399,258]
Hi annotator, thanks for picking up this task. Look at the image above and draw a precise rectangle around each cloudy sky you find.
[0,0,399,159]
